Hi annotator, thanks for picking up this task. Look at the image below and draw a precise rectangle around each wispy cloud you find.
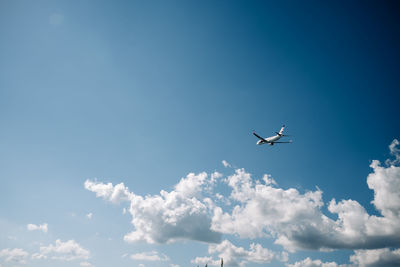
[222,160,231,168]
[386,139,400,166]
[130,251,169,261]
[0,248,29,264]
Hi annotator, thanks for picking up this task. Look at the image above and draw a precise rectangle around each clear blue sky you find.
[1,1,400,266]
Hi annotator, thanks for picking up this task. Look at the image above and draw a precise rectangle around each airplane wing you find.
[253,132,265,141]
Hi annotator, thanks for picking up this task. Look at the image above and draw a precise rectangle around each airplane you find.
[253,125,293,146]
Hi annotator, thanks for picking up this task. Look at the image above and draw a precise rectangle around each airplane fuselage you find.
[257,134,282,145]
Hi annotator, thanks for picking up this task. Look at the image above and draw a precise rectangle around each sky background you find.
[1,1,400,266]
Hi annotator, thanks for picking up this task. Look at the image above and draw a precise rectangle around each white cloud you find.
[27,223,48,233]
[191,256,220,266]
[385,139,400,166]
[84,180,132,204]
[211,168,327,250]
[80,261,94,267]
[86,213,93,219]
[130,251,169,261]
[210,172,223,184]
[211,153,400,251]
[85,173,221,244]
[138,264,145,267]
[193,240,284,267]
[35,239,90,261]
[210,240,283,266]
[85,140,400,254]
[286,257,347,267]
[0,248,29,264]
[31,253,47,260]
[367,160,400,219]
[350,248,400,266]
[170,264,180,267]
[222,160,231,168]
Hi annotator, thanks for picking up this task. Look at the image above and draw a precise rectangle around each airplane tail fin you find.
[277,125,293,137]
[279,125,285,135]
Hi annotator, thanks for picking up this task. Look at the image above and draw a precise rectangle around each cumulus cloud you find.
[350,248,400,266]
[286,257,347,267]
[85,139,400,255]
[211,168,330,251]
[130,251,169,261]
[27,223,48,233]
[0,248,29,264]
[85,173,221,244]
[34,239,90,261]
[367,160,400,219]
[192,240,285,267]
[84,180,132,204]
[86,213,93,219]
[211,156,400,251]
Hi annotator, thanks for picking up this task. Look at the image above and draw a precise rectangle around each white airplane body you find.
[253,125,292,146]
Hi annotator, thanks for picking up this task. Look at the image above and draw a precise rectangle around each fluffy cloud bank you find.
[212,164,400,251]
[85,139,400,263]
[85,172,221,244]
[212,140,400,251]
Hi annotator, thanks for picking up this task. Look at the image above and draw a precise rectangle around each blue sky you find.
[1,1,400,266]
